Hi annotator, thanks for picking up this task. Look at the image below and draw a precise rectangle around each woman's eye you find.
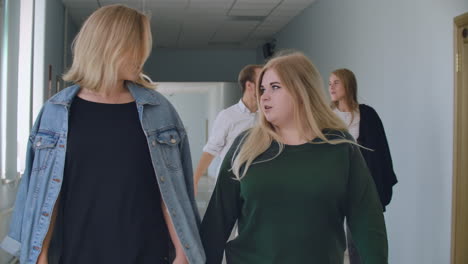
[272,85,280,90]
[259,88,265,94]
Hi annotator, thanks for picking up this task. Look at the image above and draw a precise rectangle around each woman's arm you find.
[193,152,215,195]
[1,108,44,257]
[373,110,398,207]
[162,201,188,264]
[37,198,59,264]
[200,142,242,264]
[346,143,388,263]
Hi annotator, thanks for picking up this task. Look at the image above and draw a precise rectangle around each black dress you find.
[59,96,169,264]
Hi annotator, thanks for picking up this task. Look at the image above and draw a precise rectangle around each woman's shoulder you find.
[359,104,383,124]
[232,129,251,148]
[47,84,80,104]
[321,128,354,142]
[126,83,187,129]
[129,83,182,114]
[128,83,167,104]
[36,85,81,117]
[359,104,379,116]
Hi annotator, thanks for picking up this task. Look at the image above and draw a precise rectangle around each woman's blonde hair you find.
[232,51,352,179]
[330,68,359,123]
[63,4,155,91]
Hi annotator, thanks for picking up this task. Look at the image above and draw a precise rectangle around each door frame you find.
[452,12,468,264]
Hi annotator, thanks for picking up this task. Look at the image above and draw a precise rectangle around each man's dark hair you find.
[238,64,263,94]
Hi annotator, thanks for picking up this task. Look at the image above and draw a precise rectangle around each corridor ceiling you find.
[62,0,316,48]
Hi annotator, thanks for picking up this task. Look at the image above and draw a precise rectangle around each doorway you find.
[156,82,239,216]
[452,11,468,264]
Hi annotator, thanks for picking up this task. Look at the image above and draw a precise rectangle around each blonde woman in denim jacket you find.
[0,5,205,264]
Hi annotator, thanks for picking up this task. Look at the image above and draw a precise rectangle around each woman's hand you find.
[172,254,189,264]
[162,201,190,264]
[36,251,48,264]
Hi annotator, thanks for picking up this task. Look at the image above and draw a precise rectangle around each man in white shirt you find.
[194,64,262,193]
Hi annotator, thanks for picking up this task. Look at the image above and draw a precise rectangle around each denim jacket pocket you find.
[154,127,183,171]
[31,131,59,172]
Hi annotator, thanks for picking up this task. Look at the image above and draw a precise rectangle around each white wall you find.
[157,83,213,171]
[1,0,20,181]
[157,82,240,176]
[144,48,258,82]
[32,0,67,117]
[222,82,242,109]
[273,0,468,263]
[0,1,21,262]
[43,0,65,98]
[211,82,240,177]
[64,8,78,83]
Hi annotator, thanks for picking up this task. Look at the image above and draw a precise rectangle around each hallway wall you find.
[43,0,65,99]
[144,48,258,82]
[1,0,21,183]
[0,2,21,263]
[64,10,78,76]
[272,0,468,263]
[32,0,70,117]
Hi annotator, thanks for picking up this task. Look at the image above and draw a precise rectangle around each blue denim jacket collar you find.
[48,82,161,106]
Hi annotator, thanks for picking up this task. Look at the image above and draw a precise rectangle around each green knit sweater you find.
[201,132,388,264]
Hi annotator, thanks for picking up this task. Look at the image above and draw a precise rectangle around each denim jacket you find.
[0,83,206,264]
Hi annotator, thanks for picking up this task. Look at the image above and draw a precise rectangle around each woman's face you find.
[259,69,295,129]
[328,74,346,102]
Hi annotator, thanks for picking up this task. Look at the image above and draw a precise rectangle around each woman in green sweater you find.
[200,52,388,264]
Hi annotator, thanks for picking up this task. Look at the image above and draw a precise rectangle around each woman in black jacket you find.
[329,68,397,264]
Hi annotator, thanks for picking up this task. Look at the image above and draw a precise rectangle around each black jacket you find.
[357,104,398,211]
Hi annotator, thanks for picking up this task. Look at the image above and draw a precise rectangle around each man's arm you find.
[194,152,215,195]
[194,110,230,195]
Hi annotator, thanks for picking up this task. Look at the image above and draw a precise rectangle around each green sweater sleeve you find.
[200,145,242,264]
[346,144,389,263]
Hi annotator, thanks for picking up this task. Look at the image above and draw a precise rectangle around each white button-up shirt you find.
[203,99,257,174]
[333,108,360,141]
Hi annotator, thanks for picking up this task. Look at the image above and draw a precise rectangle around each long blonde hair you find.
[63,4,155,91]
[232,52,352,179]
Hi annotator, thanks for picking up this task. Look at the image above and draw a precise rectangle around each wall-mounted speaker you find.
[262,40,276,59]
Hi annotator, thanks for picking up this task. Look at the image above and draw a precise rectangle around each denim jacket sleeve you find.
[179,133,196,207]
[177,124,204,228]
[0,108,43,256]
